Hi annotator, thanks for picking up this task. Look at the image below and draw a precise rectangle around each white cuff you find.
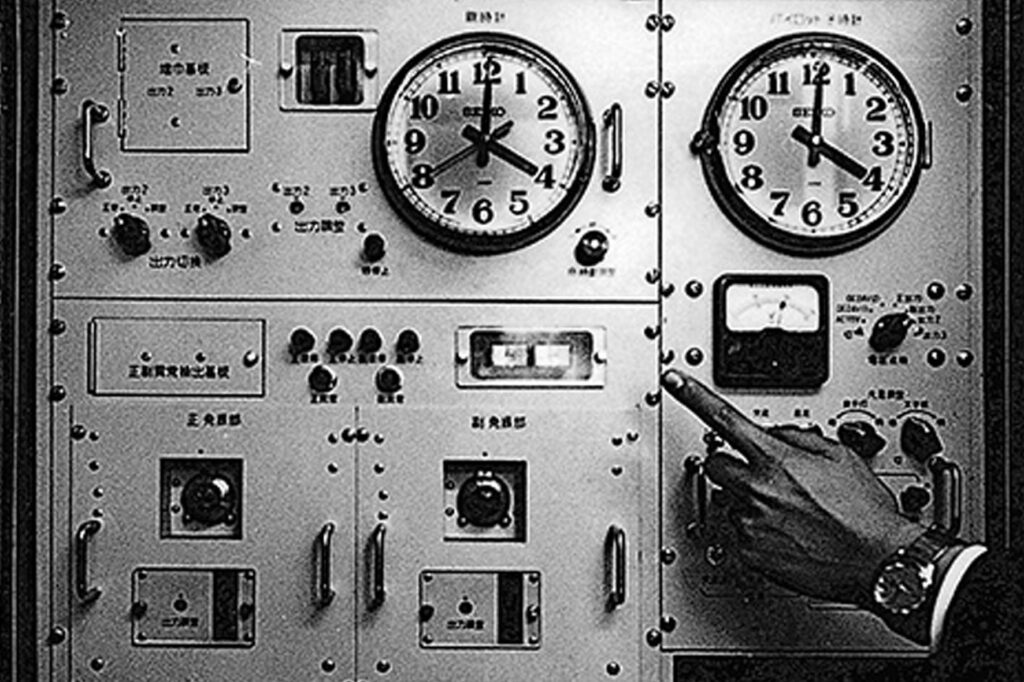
[930,544,987,652]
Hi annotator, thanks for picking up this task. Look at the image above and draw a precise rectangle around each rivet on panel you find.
[52,77,68,95]
[48,626,67,644]
[242,350,260,368]
[660,349,676,365]
[49,197,67,214]
[660,282,676,298]
[593,350,608,365]
[376,659,391,674]
[49,319,67,335]
[50,12,70,31]
[644,325,660,340]
[644,391,661,407]
[955,84,973,103]
[661,81,676,99]
[685,348,704,366]
[320,658,336,673]
[49,385,67,402]
[644,81,661,98]
[49,263,66,280]
[89,657,105,671]
[661,547,677,565]
[955,17,973,35]
[644,268,661,284]
[606,661,622,676]
[645,628,662,647]
[644,202,661,218]
[955,283,973,300]
[685,280,704,298]
[645,14,661,31]
[661,615,678,632]
[661,14,676,31]
[956,350,974,367]
[71,424,87,440]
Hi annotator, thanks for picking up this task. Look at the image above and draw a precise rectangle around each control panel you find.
[25,1,990,680]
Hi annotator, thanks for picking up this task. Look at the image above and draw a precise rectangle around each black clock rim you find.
[696,31,928,258]
[372,31,596,256]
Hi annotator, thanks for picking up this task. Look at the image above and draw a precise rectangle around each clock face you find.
[372,32,595,255]
[695,33,928,256]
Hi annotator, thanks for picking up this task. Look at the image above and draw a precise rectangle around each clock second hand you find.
[791,125,868,180]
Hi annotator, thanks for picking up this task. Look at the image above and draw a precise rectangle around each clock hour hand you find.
[791,125,868,180]
[462,123,538,176]
[433,121,516,177]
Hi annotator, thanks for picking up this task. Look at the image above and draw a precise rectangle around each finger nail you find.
[661,369,685,391]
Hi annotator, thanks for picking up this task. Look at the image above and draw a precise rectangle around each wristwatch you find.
[872,525,959,617]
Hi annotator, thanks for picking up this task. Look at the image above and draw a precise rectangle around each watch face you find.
[695,32,928,256]
[373,32,595,255]
[874,560,929,614]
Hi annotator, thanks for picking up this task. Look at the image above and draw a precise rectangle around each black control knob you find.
[375,366,403,394]
[358,327,383,354]
[869,311,913,353]
[111,213,152,257]
[362,232,387,263]
[195,214,232,259]
[574,230,609,267]
[899,485,932,516]
[395,329,421,356]
[900,416,943,463]
[181,473,237,525]
[836,420,887,459]
[289,327,316,357]
[326,328,353,358]
[456,472,511,528]
[307,364,337,393]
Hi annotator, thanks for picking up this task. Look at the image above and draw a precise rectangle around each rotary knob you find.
[375,366,403,394]
[111,213,152,257]
[181,473,237,525]
[195,214,232,260]
[362,233,387,262]
[836,420,887,459]
[900,416,943,463]
[574,230,609,266]
[869,311,913,353]
[457,472,511,528]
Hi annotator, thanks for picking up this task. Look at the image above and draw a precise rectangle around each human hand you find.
[662,368,927,607]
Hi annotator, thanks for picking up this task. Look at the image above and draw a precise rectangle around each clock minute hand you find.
[808,66,825,167]
[476,61,495,167]
[791,126,868,180]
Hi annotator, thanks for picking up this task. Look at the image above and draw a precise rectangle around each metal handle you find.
[602,103,623,192]
[368,523,386,610]
[75,519,102,603]
[316,522,336,608]
[605,525,626,609]
[81,100,112,188]
[929,456,963,536]
[684,456,708,539]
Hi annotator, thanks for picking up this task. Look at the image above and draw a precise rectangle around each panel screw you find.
[955,84,973,103]
[645,14,661,31]
[49,197,67,214]
[49,318,67,335]
[661,615,678,632]
[340,427,356,443]
[684,348,704,366]
[644,325,660,340]
[52,77,68,95]
[422,634,434,644]
[645,628,663,647]
[644,391,661,407]
[131,601,147,618]
[644,268,661,283]
[51,12,70,31]
[376,659,391,674]
[685,280,704,298]
[49,263,66,280]
[242,350,260,368]
[71,424,87,440]
[955,17,973,35]
[661,547,678,565]
[606,661,622,676]
[661,82,676,99]
[644,81,661,98]
[321,658,336,673]
[644,202,661,218]
[48,626,67,644]
[927,348,947,368]
[661,14,676,31]
[49,385,67,402]
[660,282,676,298]
[90,657,105,671]
[956,350,975,367]
[660,349,676,365]
[593,350,608,364]
[926,281,946,300]
[955,283,973,300]
[419,604,435,621]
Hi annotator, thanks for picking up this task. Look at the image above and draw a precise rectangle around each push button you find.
[375,366,403,393]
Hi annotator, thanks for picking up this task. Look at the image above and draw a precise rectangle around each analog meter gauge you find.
[713,274,829,389]
[373,32,595,255]
[693,33,930,256]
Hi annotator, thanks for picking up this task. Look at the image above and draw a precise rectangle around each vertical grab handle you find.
[602,103,623,192]
[81,100,112,188]
[75,519,102,603]
[929,457,963,536]
[684,456,708,539]
[368,523,387,610]
[605,525,626,609]
[316,522,336,608]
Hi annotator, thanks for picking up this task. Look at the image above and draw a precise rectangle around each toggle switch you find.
[307,364,337,393]
[326,327,353,358]
[289,327,316,357]
[362,232,387,262]
[836,420,887,459]
[358,327,383,354]
[375,365,403,394]
[900,416,943,463]
[395,329,421,355]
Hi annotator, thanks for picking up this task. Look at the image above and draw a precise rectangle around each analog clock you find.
[693,33,929,256]
[372,32,595,255]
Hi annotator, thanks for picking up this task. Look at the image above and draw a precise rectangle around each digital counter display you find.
[456,328,606,388]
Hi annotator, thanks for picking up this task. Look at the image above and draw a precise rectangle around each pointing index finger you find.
[661,369,772,466]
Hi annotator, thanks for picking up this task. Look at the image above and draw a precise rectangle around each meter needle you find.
[791,126,868,180]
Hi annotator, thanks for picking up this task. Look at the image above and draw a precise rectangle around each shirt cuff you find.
[930,544,987,652]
